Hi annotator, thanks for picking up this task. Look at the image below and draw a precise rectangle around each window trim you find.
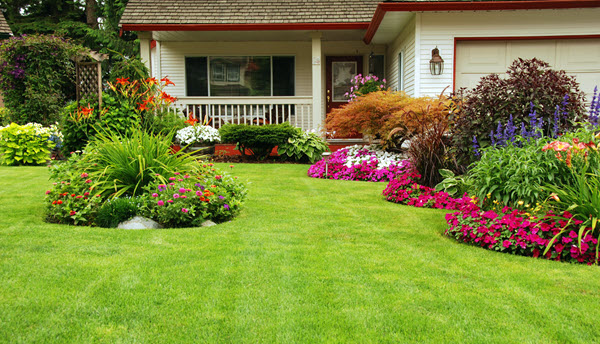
[184,54,297,97]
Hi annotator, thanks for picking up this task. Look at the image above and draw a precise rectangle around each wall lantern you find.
[429,46,444,75]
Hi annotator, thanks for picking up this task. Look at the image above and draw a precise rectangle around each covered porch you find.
[135,28,386,131]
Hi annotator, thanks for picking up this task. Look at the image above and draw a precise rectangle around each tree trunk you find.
[86,0,98,29]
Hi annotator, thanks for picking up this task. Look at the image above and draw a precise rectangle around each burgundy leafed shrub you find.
[449,58,586,170]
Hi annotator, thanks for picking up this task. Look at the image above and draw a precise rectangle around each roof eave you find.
[121,22,371,32]
[364,0,600,44]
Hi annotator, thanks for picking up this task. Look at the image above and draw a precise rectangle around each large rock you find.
[201,220,217,227]
[117,216,162,230]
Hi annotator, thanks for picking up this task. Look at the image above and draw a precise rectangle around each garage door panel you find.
[508,40,557,66]
[455,41,506,74]
[456,38,600,99]
[557,40,600,71]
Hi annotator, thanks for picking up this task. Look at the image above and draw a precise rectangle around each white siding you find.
[417,8,600,97]
[386,17,416,96]
[158,41,313,99]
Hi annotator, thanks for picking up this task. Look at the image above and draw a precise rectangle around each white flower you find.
[176,125,221,145]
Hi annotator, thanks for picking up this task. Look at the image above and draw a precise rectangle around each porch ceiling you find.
[369,12,414,45]
[152,29,367,42]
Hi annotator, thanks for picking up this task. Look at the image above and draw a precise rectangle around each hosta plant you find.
[278,128,329,163]
[0,122,56,165]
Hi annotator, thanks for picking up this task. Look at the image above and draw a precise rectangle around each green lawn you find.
[1,164,600,343]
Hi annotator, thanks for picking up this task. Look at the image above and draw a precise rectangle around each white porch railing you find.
[174,96,314,131]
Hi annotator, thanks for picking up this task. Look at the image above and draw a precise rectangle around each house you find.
[119,0,600,132]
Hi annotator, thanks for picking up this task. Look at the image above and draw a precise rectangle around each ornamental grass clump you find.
[308,145,409,182]
[83,128,199,198]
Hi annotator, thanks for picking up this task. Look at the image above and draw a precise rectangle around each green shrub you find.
[83,128,199,198]
[107,58,149,85]
[0,35,91,125]
[219,123,297,160]
[60,103,99,155]
[99,93,141,136]
[45,155,104,225]
[95,197,140,228]
[278,128,329,163]
[144,109,187,139]
[0,123,54,165]
[449,58,586,170]
[468,136,571,209]
[0,108,10,126]
[141,164,247,227]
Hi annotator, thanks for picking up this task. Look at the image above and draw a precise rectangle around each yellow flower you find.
[517,200,524,206]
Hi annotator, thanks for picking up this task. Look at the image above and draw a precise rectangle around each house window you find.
[369,54,385,80]
[185,56,295,97]
[185,57,208,96]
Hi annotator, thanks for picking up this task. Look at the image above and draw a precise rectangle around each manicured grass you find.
[1,164,600,343]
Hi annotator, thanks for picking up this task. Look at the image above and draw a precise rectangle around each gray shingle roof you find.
[120,0,381,25]
[0,13,12,34]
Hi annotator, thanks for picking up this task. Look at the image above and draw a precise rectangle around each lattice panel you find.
[77,62,100,99]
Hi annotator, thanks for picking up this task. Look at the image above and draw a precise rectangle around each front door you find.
[325,56,363,114]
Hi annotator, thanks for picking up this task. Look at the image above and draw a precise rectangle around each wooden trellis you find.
[75,52,107,109]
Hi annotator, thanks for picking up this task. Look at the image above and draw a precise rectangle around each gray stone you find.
[201,220,217,227]
[117,216,162,230]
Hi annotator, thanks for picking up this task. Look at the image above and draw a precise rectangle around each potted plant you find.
[175,124,221,155]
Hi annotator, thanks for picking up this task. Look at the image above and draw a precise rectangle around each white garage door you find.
[455,38,600,100]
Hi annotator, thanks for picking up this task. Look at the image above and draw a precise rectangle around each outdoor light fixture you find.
[429,46,444,75]
[322,152,332,178]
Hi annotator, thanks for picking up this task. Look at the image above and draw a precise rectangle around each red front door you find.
[325,56,363,138]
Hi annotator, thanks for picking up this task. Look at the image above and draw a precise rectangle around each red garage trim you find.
[364,0,600,44]
[452,35,600,91]
[122,22,370,32]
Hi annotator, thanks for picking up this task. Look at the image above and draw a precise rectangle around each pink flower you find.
[45,190,51,194]
[173,194,180,199]
[181,208,188,213]
[179,188,186,193]
[157,200,164,206]
[502,240,512,248]
[81,173,88,178]
[85,179,91,183]
[174,172,180,175]
[70,211,76,216]
[167,200,174,203]
[215,175,222,180]
[152,193,159,198]
[169,177,176,181]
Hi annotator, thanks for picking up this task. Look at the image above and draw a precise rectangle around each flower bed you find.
[307,145,409,182]
[383,168,598,265]
[445,207,597,265]
[382,172,474,210]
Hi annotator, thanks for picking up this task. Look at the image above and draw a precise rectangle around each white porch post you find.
[310,32,323,130]
[138,32,152,76]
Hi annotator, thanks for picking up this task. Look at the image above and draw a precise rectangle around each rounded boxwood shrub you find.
[219,122,297,160]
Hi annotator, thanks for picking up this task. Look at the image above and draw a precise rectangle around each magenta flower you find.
[167,200,174,203]
[502,240,512,248]
[179,188,186,193]
[169,177,176,181]
[157,200,164,206]
[181,208,188,213]
[152,193,158,198]
[173,194,180,199]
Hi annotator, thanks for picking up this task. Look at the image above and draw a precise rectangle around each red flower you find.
[138,102,148,111]
[161,77,175,86]
[57,200,63,205]
[116,77,130,85]
[70,211,76,216]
